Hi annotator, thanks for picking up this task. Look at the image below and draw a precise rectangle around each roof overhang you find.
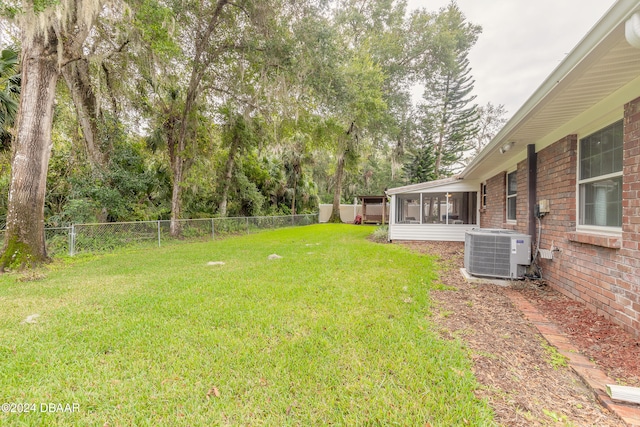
[387,176,480,195]
[461,0,640,181]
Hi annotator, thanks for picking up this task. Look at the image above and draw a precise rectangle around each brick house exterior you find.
[386,1,640,336]
[479,104,640,335]
[464,1,640,336]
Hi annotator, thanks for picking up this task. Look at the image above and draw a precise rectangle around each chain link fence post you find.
[211,218,215,240]
[69,224,76,257]
[157,220,161,247]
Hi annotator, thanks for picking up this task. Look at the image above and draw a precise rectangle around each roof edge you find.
[386,176,465,195]
[460,0,640,180]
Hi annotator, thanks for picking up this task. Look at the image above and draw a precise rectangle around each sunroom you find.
[386,176,480,242]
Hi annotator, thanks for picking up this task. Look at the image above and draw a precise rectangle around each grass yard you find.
[0,224,494,426]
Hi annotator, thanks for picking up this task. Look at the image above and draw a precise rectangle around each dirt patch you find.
[401,240,638,427]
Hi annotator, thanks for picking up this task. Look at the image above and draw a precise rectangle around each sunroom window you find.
[395,192,477,225]
[395,194,420,223]
[578,120,623,228]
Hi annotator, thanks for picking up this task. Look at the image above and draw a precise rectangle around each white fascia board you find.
[388,179,481,195]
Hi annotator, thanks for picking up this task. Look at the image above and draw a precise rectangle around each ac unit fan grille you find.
[467,234,512,277]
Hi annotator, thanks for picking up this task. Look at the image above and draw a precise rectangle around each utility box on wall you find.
[464,229,532,279]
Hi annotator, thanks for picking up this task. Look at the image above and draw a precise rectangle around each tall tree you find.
[417,2,481,178]
[404,145,437,184]
[465,101,507,161]
[0,0,105,269]
[323,1,388,222]
[141,0,289,235]
[367,5,438,181]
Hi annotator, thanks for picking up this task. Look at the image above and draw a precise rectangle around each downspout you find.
[527,144,537,240]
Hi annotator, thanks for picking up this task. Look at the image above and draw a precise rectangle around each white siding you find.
[389,224,476,242]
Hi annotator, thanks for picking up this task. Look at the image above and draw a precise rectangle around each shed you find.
[358,195,389,224]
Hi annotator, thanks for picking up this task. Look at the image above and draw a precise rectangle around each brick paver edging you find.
[504,289,640,427]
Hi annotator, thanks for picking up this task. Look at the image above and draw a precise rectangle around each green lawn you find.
[0,224,494,426]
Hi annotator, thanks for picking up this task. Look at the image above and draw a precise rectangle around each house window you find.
[578,120,623,228]
[481,183,487,209]
[506,171,517,221]
[395,194,420,223]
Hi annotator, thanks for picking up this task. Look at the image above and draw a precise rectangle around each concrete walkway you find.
[505,289,640,427]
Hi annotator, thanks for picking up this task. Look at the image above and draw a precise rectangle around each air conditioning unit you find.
[464,229,531,279]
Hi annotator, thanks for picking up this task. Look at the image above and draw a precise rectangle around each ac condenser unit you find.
[464,229,531,279]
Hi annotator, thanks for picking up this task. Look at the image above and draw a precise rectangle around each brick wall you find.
[535,134,578,299]
[480,172,505,228]
[479,96,640,336]
[618,97,640,334]
[515,159,529,232]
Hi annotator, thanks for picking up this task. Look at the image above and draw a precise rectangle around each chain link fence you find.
[0,214,318,257]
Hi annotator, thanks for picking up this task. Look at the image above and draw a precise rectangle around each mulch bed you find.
[401,240,639,427]
[519,285,640,388]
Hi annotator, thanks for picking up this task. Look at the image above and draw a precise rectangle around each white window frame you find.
[577,120,623,234]
[395,194,421,224]
[506,170,517,222]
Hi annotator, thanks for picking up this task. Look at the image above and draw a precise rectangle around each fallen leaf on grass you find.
[206,386,221,399]
[22,314,40,324]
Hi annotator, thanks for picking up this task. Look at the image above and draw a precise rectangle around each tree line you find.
[0,0,506,269]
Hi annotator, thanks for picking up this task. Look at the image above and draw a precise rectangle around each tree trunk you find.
[61,59,107,168]
[169,154,183,237]
[291,173,297,216]
[0,34,59,270]
[217,156,233,217]
[166,0,230,231]
[328,152,345,223]
[434,131,444,177]
[218,134,240,217]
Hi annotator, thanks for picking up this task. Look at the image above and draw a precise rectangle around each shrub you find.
[370,225,388,243]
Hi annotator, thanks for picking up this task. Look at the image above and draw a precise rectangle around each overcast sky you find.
[408,0,618,117]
